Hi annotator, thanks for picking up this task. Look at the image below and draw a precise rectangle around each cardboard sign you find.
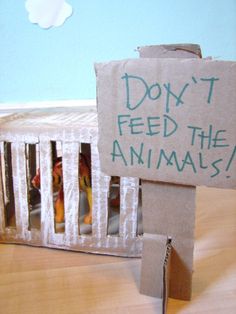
[96,59,236,188]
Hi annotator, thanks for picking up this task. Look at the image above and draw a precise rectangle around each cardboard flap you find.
[140,233,171,314]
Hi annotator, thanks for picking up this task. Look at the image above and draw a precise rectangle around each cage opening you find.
[26,143,41,230]
[51,141,65,234]
[107,176,121,235]
[137,179,143,236]
[78,143,93,235]
[0,142,16,228]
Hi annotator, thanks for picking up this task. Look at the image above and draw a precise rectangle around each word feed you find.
[110,71,236,183]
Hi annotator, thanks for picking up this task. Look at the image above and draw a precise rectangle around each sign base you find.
[141,181,196,301]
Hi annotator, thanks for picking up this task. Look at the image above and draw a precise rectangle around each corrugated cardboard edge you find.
[163,238,172,313]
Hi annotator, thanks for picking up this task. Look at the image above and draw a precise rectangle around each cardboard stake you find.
[139,44,197,303]
[141,181,196,301]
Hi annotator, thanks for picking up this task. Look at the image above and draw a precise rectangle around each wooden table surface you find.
[0,186,235,314]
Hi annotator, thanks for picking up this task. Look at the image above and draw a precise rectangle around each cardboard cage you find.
[0,107,143,256]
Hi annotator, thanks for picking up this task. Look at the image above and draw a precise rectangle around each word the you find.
[188,125,230,149]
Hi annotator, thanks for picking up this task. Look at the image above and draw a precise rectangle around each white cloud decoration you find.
[25,0,73,29]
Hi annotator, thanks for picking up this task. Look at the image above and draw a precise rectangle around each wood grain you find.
[0,186,235,314]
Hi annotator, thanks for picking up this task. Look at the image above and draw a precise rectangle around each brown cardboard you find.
[137,43,202,58]
[142,181,196,300]
[140,233,171,313]
[96,58,236,189]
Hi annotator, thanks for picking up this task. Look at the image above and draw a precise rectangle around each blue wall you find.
[0,0,236,103]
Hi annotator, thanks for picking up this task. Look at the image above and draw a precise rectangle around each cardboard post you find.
[138,44,200,301]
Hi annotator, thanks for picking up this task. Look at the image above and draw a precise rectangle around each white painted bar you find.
[119,177,139,238]
[39,138,55,245]
[90,142,109,239]
[63,141,79,246]
[11,142,30,239]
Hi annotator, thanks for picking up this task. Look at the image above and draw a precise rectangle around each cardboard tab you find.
[137,43,202,58]
[140,233,171,313]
